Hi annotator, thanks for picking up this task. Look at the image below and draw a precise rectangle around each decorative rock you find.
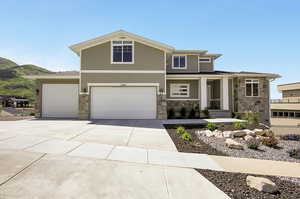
[243,129,255,137]
[200,130,214,137]
[254,129,265,136]
[244,135,253,141]
[233,130,247,138]
[223,131,233,138]
[213,130,223,138]
[264,129,274,137]
[225,138,244,150]
[246,176,278,193]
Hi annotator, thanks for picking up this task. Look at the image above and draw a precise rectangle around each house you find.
[271,82,300,126]
[25,30,280,124]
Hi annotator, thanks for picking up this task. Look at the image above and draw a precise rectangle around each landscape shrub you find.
[168,108,175,119]
[180,131,192,141]
[29,112,35,116]
[176,126,185,134]
[207,122,217,131]
[288,148,300,159]
[246,138,261,150]
[242,112,260,126]
[233,122,247,130]
[281,134,300,141]
[180,107,187,118]
[202,108,210,118]
[261,137,278,148]
[189,108,196,119]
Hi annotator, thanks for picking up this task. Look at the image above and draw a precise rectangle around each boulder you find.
[264,129,274,137]
[254,129,265,136]
[223,131,233,138]
[199,130,214,137]
[213,130,223,138]
[244,135,253,141]
[243,129,256,137]
[233,130,247,138]
[225,138,244,150]
[246,176,278,193]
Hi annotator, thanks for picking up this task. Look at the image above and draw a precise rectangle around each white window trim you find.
[172,55,187,69]
[170,83,190,98]
[198,57,211,63]
[245,79,260,97]
[111,40,134,64]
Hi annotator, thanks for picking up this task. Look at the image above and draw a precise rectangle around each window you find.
[172,55,186,69]
[170,84,189,97]
[296,112,300,118]
[272,112,278,117]
[284,112,289,117]
[278,112,283,117]
[198,57,211,63]
[245,79,259,97]
[289,112,295,117]
[111,40,134,64]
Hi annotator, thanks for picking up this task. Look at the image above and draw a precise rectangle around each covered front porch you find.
[166,75,233,118]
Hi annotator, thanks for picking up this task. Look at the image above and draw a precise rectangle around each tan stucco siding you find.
[36,79,79,117]
[81,73,165,92]
[81,41,164,70]
[229,79,233,111]
[166,80,199,99]
[283,89,300,99]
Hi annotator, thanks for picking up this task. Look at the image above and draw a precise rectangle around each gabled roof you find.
[69,30,175,55]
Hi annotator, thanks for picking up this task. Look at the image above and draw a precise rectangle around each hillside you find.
[0,57,52,103]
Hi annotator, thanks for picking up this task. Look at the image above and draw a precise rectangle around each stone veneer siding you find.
[233,77,270,125]
[167,100,200,118]
[157,94,167,119]
[79,93,89,120]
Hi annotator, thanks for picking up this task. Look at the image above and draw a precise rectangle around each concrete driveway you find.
[0,119,230,199]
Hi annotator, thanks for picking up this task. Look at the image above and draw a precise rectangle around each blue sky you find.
[1,0,300,98]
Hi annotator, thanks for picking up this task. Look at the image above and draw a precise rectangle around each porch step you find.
[208,110,232,118]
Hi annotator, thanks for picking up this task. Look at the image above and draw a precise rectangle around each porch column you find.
[222,77,229,110]
[200,77,207,110]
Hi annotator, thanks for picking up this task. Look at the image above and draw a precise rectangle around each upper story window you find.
[245,79,259,97]
[198,57,211,63]
[111,40,134,64]
[172,55,186,69]
[170,84,190,97]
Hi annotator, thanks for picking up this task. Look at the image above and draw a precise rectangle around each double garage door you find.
[91,87,157,119]
[42,84,157,119]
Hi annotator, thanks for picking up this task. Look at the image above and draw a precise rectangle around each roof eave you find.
[24,75,80,80]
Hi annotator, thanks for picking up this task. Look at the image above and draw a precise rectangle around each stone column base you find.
[157,94,167,119]
[79,93,89,120]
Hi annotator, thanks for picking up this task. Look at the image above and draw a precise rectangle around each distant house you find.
[24,30,280,124]
[271,82,300,126]
[0,95,29,108]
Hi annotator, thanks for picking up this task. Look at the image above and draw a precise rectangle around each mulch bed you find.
[197,169,300,199]
[164,124,227,156]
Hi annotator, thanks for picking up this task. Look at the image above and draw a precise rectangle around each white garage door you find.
[42,84,79,118]
[91,87,157,119]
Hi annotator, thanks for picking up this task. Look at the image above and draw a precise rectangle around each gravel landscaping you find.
[198,135,300,163]
[197,169,300,199]
[164,124,227,156]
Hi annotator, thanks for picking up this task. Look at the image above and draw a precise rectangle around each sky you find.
[1,0,300,99]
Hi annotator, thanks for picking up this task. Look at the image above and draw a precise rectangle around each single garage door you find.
[91,87,157,119]
[42,84,79,118]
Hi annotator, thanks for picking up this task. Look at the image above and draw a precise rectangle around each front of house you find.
[26,30,280,124]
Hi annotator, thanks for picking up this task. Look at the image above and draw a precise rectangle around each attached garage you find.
[42,84,79,118]
[91,87,157,119]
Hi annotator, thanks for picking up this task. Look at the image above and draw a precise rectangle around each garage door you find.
[91,87,157,119]
[42,84,79,118]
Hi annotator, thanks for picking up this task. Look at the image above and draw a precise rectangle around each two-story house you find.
[26,30,280,124]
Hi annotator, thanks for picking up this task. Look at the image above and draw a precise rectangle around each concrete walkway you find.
[163,118,244,124]
[0,149,230,199]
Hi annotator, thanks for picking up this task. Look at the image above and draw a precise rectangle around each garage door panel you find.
[42,84,79,118]
[91,87,156,119]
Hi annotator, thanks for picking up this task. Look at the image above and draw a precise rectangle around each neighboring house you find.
[271,82,300,126]
[25,30,280,124]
